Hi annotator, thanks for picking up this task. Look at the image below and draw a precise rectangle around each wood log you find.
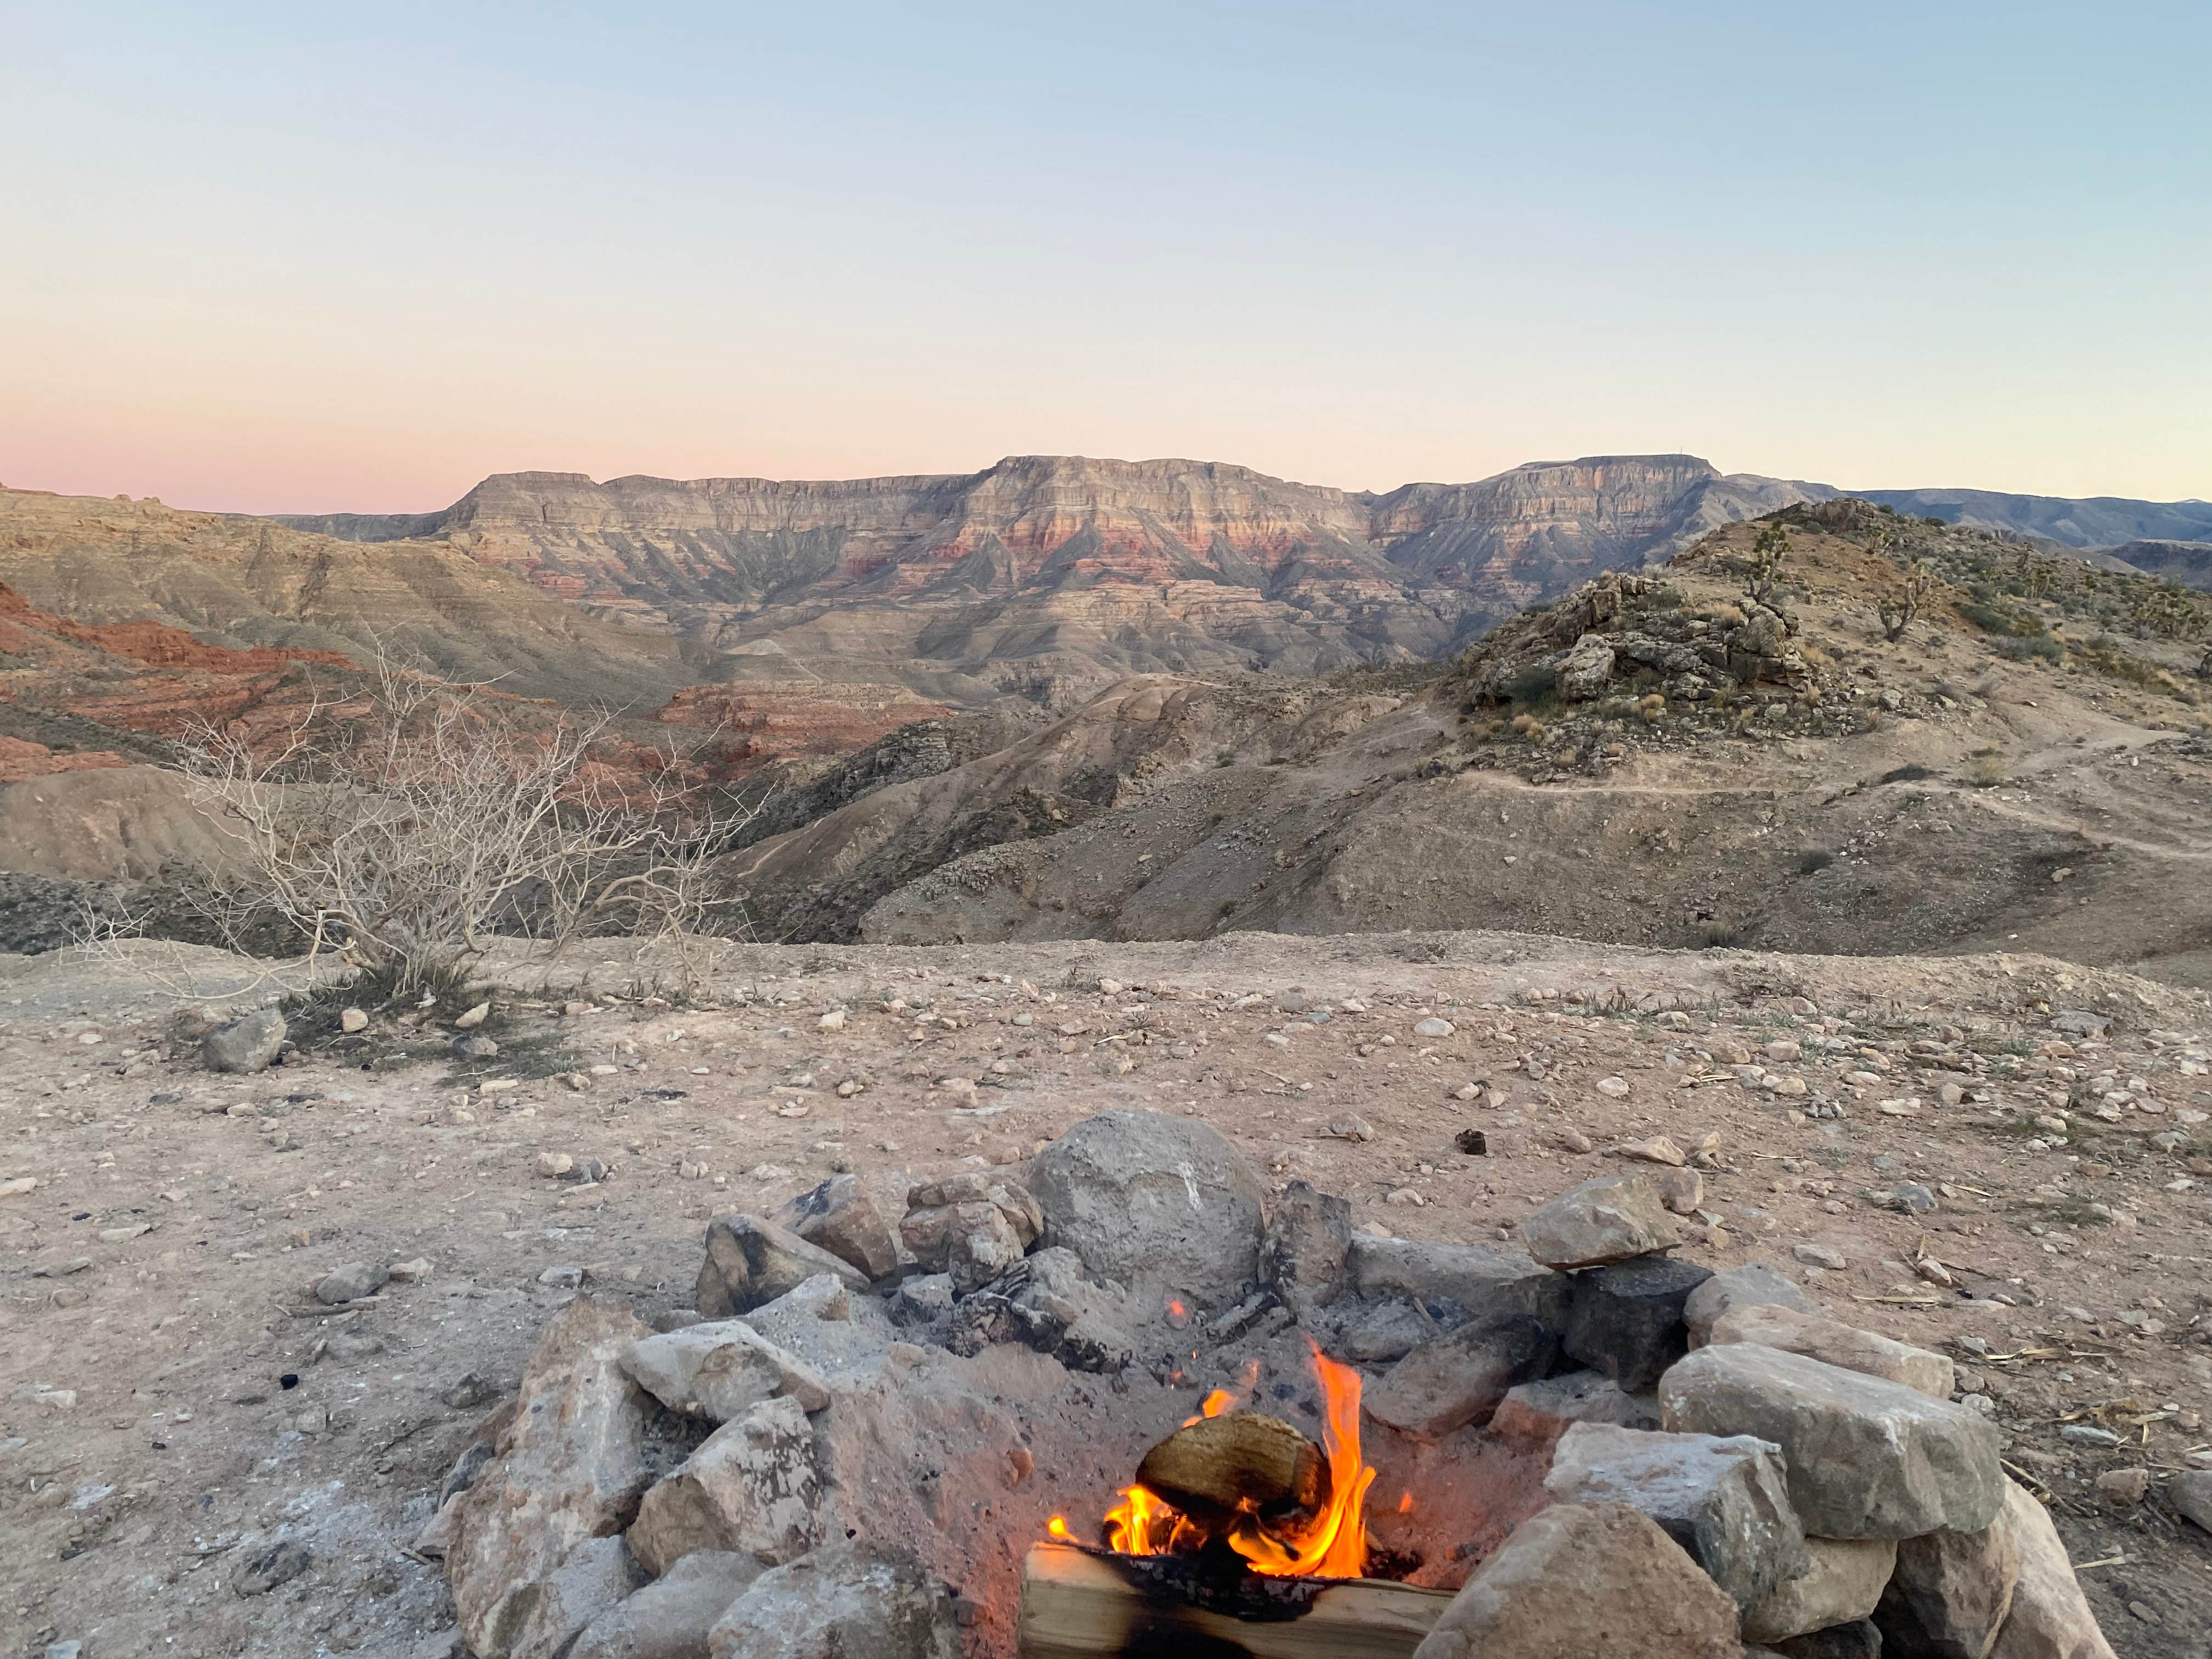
[1017,1543,1452,1659]
[1134,1411,1329,1525]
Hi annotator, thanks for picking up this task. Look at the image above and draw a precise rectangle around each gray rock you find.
[1743,1537,1898,1644]
[1544,1421,1809,1612]
[1337,1299,1438,1364]
[705,1541,959,1659]
[507,1535,646,1659]
[234,1537,311,1595]
[1027,1110,1265,1307]
[1989,1477,2117,1659]
[696,1214,868,1319]
[1564,1254,1713,1392]
[314,1261,390,1305]
[204,1009,286,1073]
[453,1033,501,1060]
[2172,1469,2212,1533]
[438,1298,655,1659]
[570,1550,765,1659]
[1555,633,1617,701]
[1660,1342,2005,1539]
[627,1396,822,1578]
[1364,1314,1556,1438]
[619,1320,831,1421]
[1347,1235,1573,1329]
[1876,1502,2022,1659]
[1684,1263,1817,1343]
[888,1273,955,1327]
[1259,1180,1350,1320]
[1772,1622,1881,1659]
[1488,1369,1661,1449]
[774,1175,898,1280]
[947,1247,1136,1373]
[1523,1174,1679,1270]
[1410,1502,1743,1659]
[1710,1302,1953,1400]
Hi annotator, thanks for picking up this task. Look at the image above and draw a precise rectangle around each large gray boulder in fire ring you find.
[1026,1110,1265,1310]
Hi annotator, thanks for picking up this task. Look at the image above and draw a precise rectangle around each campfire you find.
[1022,1344,1453,1657]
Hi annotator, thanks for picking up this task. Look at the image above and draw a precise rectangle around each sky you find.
[3,2,2208,514]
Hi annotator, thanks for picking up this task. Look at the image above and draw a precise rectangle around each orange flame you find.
[1047,1515,1072,1539]
[1086,1342,1374,1579]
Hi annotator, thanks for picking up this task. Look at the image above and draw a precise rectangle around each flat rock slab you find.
[1543,1421,1809,1612]
[1365,1314,1556,1438]
[1743,1537,1897,1644]
[1410,1501,1744,1659]
[1026,1110,1265,1307]
[1489,1369,1661,1449]
[1564,1254,1713,1393]
[1660,1343,2004,1539]
[1684,1264,1815,1344]
[1347,1235,1572,1329]
[1709,1302,1953,1400]
[620,1319,831,1421]
[696,1213,869,1319]
[1523,1174,1679,1270]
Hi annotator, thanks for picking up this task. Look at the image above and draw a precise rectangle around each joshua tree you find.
[1746,524,1791,603]
[1876,554,1936,644]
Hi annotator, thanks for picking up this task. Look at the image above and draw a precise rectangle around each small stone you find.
[388,1257,433,1282]
[1792,1243,1847,1271]
[234,1538,312,1595]
[315,1261,390,1305]
[538,1152,575,1178]
[2094,1468,2149,1504]
[703,1541,957,1659]
[774,1175,898,1280]
[1327,1113,1376,1142]
[620,1320,831,1419]
[817,1008,847,1032]
[1413,1017,1455,1039]
[441,1372,499,1409]
[1596,1076,1632,1097]
[1647,1167,1704,1215]
[626,1397,821,1577]
[340,1008,369,1033]
[1489,1370,1662,1449]
[1525,1173,1680,1269]
[454,1002,490,1029]
[695,1213,869,1317]
[2058,1424,2122,1448]
[1616,1136,1688,1167]
[203,1010,287,1074]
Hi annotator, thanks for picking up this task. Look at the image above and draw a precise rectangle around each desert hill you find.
[1858,486,2212,552]
[719,501,2212,988]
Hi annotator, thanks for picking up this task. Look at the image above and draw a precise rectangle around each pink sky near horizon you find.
[5,4,2207,517]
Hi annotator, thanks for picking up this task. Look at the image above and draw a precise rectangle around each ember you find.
[1086,1341,1376,1580]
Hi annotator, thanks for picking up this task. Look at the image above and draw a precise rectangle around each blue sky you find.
[3,1,2206,510]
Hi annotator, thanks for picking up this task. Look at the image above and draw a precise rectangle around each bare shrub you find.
[169,656,751,999]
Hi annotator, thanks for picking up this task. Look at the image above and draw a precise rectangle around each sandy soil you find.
[3,928,2210,1657]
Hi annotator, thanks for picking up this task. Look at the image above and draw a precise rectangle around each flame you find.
[1396,1491,1414,1515]
[1085,1342,1374,1579]
[1047,1515,1072,1539]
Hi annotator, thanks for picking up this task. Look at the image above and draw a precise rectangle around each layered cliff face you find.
[272,453,1824,713]
[0,488,694,709]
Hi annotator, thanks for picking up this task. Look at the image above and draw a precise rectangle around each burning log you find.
[1017,1542,1453,1659]
[1134,1412,1330,1532]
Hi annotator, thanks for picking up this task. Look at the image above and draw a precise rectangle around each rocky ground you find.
[3,927,2211,1657]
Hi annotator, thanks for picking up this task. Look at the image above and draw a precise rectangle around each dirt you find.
[2,928,2209,1656]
